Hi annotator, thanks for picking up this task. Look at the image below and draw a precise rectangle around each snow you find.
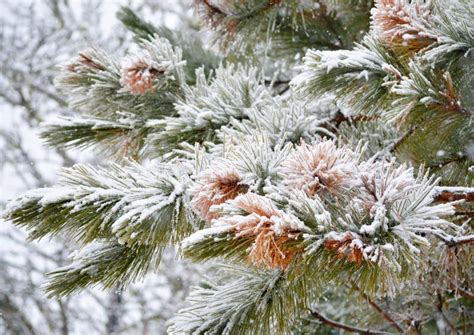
[181,225,233,249]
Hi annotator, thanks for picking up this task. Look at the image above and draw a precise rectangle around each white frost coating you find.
[120,34,186,94]
[433,186,474,195]
[356,162,459,251]
[371,0,435,43]
[4,188,55,214]
[280,140,359,198]
[292,46,385,90]
[5,161,189,246]
[182,192,309,250]
[360,204,388,235]
[291,34,402,111]
[181,225,233,249]
[153,64,273,142]
[39,188,77,206]
[111,181,183,234]
[224,97,329,145]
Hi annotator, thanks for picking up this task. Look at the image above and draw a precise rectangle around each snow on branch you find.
[434,186,474,203]
[40,115,156,159]
[3,162,196,248]
[120,35,186,95]
[183,192,308,268]
[55,36,184,119]
[181,134,468,297]
[390,61,467,122]
[169,265,311,335]
[224,97,329,145]
[422,0,474,63]
[148,65,274,156]
[44,240,161,296]
[292,34,402,115]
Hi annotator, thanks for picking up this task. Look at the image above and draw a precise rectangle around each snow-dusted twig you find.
[433,187,474,203]
[435,234,474,247]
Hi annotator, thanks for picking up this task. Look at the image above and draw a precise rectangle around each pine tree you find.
[2,0,473,333]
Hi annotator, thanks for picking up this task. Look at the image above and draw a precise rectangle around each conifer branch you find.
[437,235,474,247]
[149,65,274,156]
[40,115,154,159]
[55,44,182,119]
[3,162,197,248]
[170,265,312,334]
[44,241,161,296]
[293,34,403,116]
[117,6,220,78]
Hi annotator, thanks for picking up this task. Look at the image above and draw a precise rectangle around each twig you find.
[436,234,474,247]
[309,309,393,334]
[433,187,474,203]
[453,211,474,217]
[352,284,405,333]
[427,155,468,169]
[456,287,474,301]
[436,292,460,334]
[330,111,378,128]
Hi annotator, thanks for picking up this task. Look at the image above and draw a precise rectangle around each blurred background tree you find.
[0,1,200,334]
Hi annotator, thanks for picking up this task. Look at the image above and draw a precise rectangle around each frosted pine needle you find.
[371,0,436,51]
[324,232,364,265]
[215,193,305,269]
[120,36,185,95]
[67,50,106,73]
[121,57,164,95]
[281,140,357,198]
[190,164,249,221]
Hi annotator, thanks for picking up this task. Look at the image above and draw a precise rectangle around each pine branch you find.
[117,7,219,81]
[149,65,274,157]
[195,0,370,54]
[309,309,392,334]
[227,97,329,145]
[169,264,313,334]
[302,163,461,297]
[116,7,158,42]
[55,37,185,119]
[44,241,161,296]
[45,14,210,159]
[423,0,474,64]
[437,235,474,247]
[293,34,403,116]
[40,115,155,159]
[390,63,469,123]
[3,162,197,248]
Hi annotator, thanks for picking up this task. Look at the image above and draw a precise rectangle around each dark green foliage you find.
[170,264,315,335]
[40,116,152,159]
[45,241,161,296]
